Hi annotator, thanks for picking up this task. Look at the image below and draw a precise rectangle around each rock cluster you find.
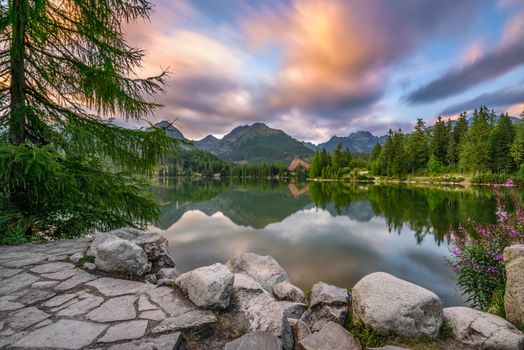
[85,228,178,284]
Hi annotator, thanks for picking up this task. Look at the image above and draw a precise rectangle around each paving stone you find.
[50,297,80,313]
[86,277,150,296]
[138,295,158,311]
[98,320,149,343]
[30,261,74,274]
[16,289,56,305]
[0,272,40,295]
[0,267,22,278]
[14,319,107,349]
[48,254,70,261]
[34,319,53,328]
[0,330,29,348]
[42,268,78,280]
[107,332,182,350]
[152,310,217,334]
[87,295,137,322]
[56,296,104,317]
[0,255,48,268]
[54,271,97,291]
[4,306,50,331]
[43,293,77,308]
[31,280,59,289]
[140,309,166,321]
[0,299,24,311]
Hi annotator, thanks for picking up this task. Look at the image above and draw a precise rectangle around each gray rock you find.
[0,299,24,311]
[157,267,179,280]
[156,278,176,286]
[163,253,176,268]
[225,331,282,350]
[288,318,311,347]
[16,289,55,305]
[69,252,84,264]
[54,271,97,291]
[15,319,107,349]
[95,236,151,276]
[86,277,150,296]
[140,309,166,321]
[226,252,289,292]
[0,272,39,295]
[151,311,217,334]
[273,281,305,303]
[87,227,144,256]
[504,244,524,328]
[42,268,78,280]
[4,306,50,331]
[30,261,73,274]
[352,272,443,338]
[99,320,148,343]
[145,273,157,284]
[138,295,157,311]
[107,332,182,350]
[87,295,137,322]
[231,273,306,350]
[300,321,361,350]
[56,296,104,317]
[0,267,22,278]
[300,282,350,332]
[83,262,96,271]
[139,233,169,261]
[175,263,234,309]
[444,306,524,350]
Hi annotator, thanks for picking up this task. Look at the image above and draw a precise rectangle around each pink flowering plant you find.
[448,183,524,316]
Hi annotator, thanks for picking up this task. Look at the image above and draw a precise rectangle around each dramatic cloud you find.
[441,85,524,115]
[406,10,524,104]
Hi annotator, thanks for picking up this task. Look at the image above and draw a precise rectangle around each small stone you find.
[145,273,157,284]
[31,281,59,289]
[86,277,149,296]
[138,295,157,311]
[175,263,234,309]
[300,321,361,350]
[83,262,96,271]
[69,252,84,264]
[156,278,175,286]
[157,267,179,280]
[107,332,182,350]
[300,282,350,332]
[56,296,104,317]
[87,295,137,322]
[98,320,148,343]
[140,309,166,321]
[0,272,39,295]
[273,281,305,303]
[225,331,281,350]
[43,293,77,308]
[5,306,50,331]
[15,319,107,350]
[30,262,73,274]
[54,271,97,291]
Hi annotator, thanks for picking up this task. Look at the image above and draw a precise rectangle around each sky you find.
[125,0,524,143]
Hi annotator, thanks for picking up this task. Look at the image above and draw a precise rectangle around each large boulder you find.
[87,228,144,256]
[444,307,524,350]
[94,236,151,276]
[225,331,281,350]
[175,263,234,309]
[504,245,524,328]
[352,272,443,338]
[300,282,350,332]
[226,253,288,293]
[299,321,361,350]
[273,281,305,303]
[231,272,306,350]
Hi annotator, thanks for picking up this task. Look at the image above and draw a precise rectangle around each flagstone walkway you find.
[0,238,216,349]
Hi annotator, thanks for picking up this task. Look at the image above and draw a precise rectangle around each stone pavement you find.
[0,238,216,349]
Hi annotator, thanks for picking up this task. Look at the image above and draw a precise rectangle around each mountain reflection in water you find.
[149,179,505,306]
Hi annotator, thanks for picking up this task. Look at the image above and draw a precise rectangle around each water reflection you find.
[149,179,506,306]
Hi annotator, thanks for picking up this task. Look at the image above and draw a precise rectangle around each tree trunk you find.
[9,0,27,145]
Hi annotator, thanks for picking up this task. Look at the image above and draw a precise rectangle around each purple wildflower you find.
[487,266,498,274]
[496,254,504,262]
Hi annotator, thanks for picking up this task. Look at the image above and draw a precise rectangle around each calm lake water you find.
[149,179,510,306]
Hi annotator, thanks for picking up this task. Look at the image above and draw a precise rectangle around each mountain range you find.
[148,114,522,164]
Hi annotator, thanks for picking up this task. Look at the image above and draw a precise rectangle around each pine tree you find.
[510,122,524,170]
[460,108,492,175]
[453,112,469,163]
[309,151,321,178]
[405,118,429,174]
[490,114,515,173]
[0,0,176,239]
[430,116,449,164]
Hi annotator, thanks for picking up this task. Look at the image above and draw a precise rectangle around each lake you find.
[149,179,507,306]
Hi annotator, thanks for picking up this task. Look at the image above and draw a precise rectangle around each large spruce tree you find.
[459,107,492,174]
[0,0,176,241]
[490,114,515,173]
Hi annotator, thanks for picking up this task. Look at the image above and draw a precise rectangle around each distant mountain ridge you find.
[317,131,388,153]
